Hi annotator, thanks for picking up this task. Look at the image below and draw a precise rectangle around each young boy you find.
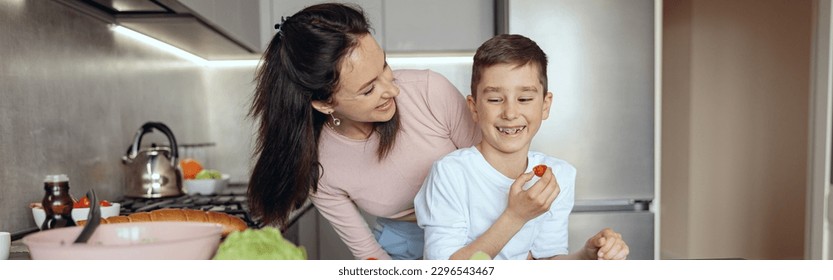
[414,34,629,260]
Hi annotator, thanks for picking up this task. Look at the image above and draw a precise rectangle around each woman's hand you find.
[583,228,629,260]
[505,167,560,223]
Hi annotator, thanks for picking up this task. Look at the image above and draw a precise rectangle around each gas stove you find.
[116,192,262,229]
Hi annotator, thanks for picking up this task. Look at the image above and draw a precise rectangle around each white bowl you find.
[184,174,230,195]
[31,203,121,229]
[23,222,222,260]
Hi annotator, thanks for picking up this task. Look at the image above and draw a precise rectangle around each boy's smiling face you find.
[468,62,553,159]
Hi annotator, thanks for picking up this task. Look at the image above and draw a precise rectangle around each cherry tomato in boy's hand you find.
[533,164,548,177]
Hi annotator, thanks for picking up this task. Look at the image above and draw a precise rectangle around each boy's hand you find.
[506,166,560,223]
[584,228,629,260]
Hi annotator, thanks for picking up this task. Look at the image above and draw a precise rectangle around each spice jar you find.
[41,174,76,230]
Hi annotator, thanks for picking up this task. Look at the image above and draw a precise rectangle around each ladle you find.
[73,189,99,244]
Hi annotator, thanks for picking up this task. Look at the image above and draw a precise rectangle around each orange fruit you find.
[180,158,203,180]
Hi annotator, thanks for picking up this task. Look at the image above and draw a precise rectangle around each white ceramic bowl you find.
[23,221,222,260]
[31,203,120,229]
[184,174,230,195]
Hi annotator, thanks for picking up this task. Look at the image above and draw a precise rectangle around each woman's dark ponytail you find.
[248,3,398,227]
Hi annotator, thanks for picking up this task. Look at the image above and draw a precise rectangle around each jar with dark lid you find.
[41,174,75,230]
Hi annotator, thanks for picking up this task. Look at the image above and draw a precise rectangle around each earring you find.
[330,112,341,127]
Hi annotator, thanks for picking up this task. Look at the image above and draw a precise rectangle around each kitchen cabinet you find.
[283,204,320,260]
[178,0,262,53]
[382,0,493,52]
[52,0,261,59]
[264,0,493,53]
[265,0,383,51]
[315,208,364,259]
[283,204,362,260]
[294,206,380,260]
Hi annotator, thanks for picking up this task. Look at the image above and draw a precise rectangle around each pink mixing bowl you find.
[22,222,222,260]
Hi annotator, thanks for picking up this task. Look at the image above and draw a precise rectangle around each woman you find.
[248,3,628,260]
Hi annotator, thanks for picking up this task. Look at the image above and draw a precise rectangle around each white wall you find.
[662,0,812,259]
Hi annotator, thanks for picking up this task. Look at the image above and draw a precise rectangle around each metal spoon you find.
[74,189,100,244]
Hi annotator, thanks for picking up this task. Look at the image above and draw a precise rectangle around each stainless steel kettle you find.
[121,122,184,198]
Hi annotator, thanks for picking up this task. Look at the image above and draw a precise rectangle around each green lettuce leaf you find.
[213,227,307,260]
[195,169,222,179]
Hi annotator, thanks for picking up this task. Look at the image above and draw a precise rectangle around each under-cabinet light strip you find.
[111,25,208,65]
[387,55,473,65]
[198,55,475,68]
[204,55,474,68]
[205,60,261,67]
[111,25,473,67]
[201,55,474,68]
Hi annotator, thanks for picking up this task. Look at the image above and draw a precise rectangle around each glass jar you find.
[41,174,76,230]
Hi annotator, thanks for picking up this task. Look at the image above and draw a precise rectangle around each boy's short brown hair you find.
[471,34,548,98]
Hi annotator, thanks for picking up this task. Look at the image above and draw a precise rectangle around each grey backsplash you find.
[202,66,258,185]
[0,0,213,232]
[0,0,474,234]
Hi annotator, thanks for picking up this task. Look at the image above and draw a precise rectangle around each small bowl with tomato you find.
[30,196,120,229]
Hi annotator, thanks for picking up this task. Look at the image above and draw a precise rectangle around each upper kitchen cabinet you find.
[55,0,262,60]
[265,0,384,51]
[382,0,493,53]
[178,0,262,54]
[265,0,493,53]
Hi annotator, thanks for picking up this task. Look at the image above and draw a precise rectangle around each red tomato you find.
[73,196,112,208]
[73,196,90,208]
[533,164,548,177]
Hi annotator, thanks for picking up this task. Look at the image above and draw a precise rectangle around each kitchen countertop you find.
[9,183,313,260]
[8,240,29,260]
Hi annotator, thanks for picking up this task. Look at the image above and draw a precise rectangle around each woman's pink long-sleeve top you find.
[310,69,480,260]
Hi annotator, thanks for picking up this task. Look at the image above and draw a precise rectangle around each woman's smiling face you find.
[468,62,553,158]
[327,34,400,128]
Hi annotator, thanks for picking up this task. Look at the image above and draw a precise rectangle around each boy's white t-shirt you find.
[415,146,576,260]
